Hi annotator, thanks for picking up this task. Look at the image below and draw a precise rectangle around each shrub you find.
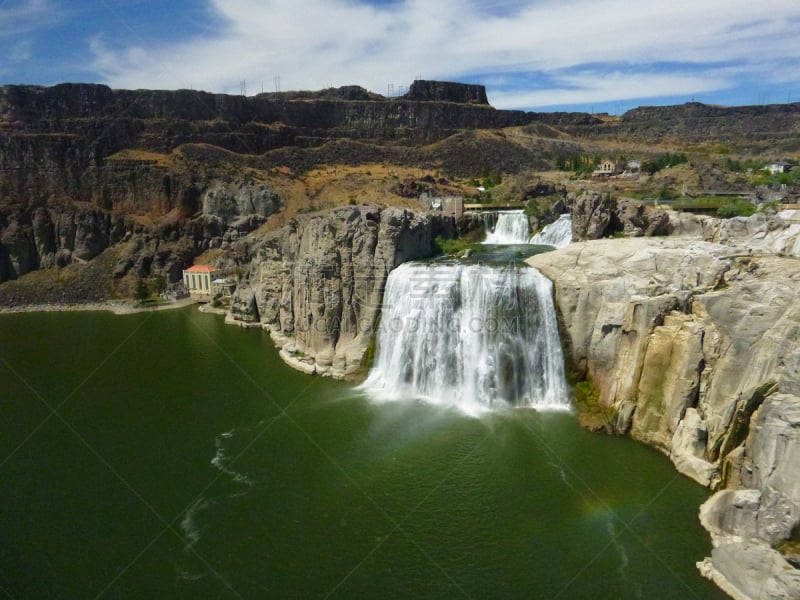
[717,198,756,218]
[641,152,688,175]
[434,236,481,256]
[658,186,679,200]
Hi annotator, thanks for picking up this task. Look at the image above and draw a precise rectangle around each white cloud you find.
[8,39,33,62]
[491,70,731,109]
[87,0,800,108]
[0,0,56,37]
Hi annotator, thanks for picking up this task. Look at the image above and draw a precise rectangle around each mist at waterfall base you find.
[0,309,725,598]
[361,262,569,414]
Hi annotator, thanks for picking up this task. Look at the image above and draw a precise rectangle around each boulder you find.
[568,191,616,240]
[697,542,800,600]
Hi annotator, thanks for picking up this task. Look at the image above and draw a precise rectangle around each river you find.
[0,308,725,598]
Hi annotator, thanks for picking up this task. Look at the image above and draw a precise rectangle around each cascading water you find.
[530,214,573,248]
[483,210,531,244]
[361,262,570,413]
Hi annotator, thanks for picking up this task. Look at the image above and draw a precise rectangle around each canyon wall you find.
[527,213,800,599]
[225,205,453,379]
[0,81,544,287]
[0,177,280,298]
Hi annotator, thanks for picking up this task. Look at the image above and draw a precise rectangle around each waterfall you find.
[483,210,531,244]
[361,262,570,413]
[530,214,573,248]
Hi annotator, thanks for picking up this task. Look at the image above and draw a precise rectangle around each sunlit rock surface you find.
[527,216,800,597]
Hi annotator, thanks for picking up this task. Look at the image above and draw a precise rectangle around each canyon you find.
[2,80,800,598]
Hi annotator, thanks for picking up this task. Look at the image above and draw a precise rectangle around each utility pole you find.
[274,76,281,93]
[240,80,246,96]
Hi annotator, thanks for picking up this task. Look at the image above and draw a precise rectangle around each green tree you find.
[134,278,150,303]
[152,276,167,295]
[717,198,756,218]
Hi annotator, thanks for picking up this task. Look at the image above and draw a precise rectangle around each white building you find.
[593,160,621,177]
[212,277,235,297]
[766,162,793,175]
[420,192,464,218]
[183,265,217,297]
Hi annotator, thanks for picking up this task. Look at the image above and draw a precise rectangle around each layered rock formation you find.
[404,80,489,104]
[527,212,800,599]
[225,205,453,378]
[555,100,800,146]
[0,175,280,291]
[0,80,570,288]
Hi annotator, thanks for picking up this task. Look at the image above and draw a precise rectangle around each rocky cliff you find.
[224,205,453,378]
[0,80,560,289]
[558,101,800,148]
[0,81,531,157]
[0,174,281,301]
[4,81,799,294]
[527,213,800,599]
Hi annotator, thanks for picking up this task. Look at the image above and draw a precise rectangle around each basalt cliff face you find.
[3,80,799,294]
[561,101,800,147]
[528,212,800,599]
[0,80,561,290]
[224,204,453,379]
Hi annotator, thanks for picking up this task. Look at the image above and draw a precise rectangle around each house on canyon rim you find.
[592,160,622,177]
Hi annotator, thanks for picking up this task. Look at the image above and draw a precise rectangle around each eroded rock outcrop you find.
[567,191,617,240]
[527,218,800,599]
[0,171,285,291]
[226,205,452,378]
[201,180,280,227]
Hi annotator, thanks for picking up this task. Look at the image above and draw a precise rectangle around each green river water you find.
[0,308,726,598]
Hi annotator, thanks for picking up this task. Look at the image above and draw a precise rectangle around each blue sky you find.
[1,0,799,112]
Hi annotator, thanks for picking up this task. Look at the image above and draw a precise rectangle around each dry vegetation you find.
[250,163,476,232]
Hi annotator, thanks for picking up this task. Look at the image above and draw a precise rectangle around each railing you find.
[463,202,526,211]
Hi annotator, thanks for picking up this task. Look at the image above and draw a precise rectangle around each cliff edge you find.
[527,213,800,598]
[223,204,453,379]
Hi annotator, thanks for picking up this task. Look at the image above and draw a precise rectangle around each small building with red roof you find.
[182,264,217,297]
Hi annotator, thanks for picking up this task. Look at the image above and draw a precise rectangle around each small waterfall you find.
[362,262,570,413]
[530,214,573,248]
[482,212,497,233]
[483,210,531,245]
